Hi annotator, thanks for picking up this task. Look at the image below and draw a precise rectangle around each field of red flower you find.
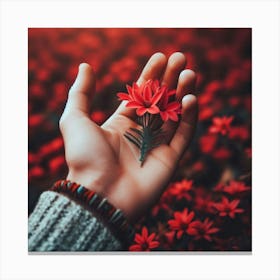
[28,28,251,251]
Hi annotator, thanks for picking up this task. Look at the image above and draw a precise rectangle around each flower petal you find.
[117,92,130,101]
[166,101,181,111]
[136,107,147,116]
[207,227,219,234]
[151,89,164,105]
[147,106,160,114]
[168,111,179,122]
[143,84,152,101]
[186,211,195,223]
[160,111,169,122]
[230,199,240,208]
[229,212,235,218]
[147,233,156,243]
[126,101,142,108]
[135,233,144,244]
[168,220,179,229]
[177,230,183,239]
[167,89,177,96]
[129,244,142,251]
[142,227,148,239]
[132,87,144,104]
[149,241,160,249]
[204,235,212,242]
[187,227,197,235]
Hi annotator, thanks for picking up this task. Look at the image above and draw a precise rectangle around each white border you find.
[1,0,279,279]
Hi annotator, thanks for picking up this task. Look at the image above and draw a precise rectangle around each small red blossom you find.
[39,137,64,158]
[91,111,106,125]
[28,114,44,128]
[168,208,195,239]
[29,166,45,180]
[223,180,250,195]
[209,116,234,136]
[168,179,193,200]
[213,183,225,192]
[192,161,205,172]
[187,218,219,241]
[213,147,232,160]
[199,133,217,154]
[129,227,160,251]
[199,106,214,121]
[213,197,244,218]
[157,84,181,122]
[193,187,215,214]
[228,126,250,141]
[48,155,66,174]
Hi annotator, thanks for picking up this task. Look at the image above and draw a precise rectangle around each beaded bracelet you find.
[50,180,135,246]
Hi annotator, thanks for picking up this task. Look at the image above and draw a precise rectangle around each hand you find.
[59,52,198,222]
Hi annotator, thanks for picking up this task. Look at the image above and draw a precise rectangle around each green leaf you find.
[124,114,164,166]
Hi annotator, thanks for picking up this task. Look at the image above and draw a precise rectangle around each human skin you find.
[59,52,198,222]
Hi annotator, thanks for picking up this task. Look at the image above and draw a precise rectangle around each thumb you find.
[62,63,95,119]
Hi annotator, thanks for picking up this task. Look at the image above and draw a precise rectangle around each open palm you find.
[59,52,198,221]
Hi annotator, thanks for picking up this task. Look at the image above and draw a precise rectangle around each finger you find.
[114,53,167,118]
[161,52,186,89]
[161,69,197,143]
[137,52,167,85]
[176,69,197,101]
[169,94,198,160]
[62,63,95,119]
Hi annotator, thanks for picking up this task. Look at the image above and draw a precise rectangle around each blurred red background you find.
[28,28,251,251]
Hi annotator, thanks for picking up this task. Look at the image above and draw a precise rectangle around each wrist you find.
[51,180,135,246]
[66,169,109,194]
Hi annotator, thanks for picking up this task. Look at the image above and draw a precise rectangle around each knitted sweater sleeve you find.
[28,191,124,251]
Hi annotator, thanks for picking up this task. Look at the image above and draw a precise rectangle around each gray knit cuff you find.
[28,191,123,251]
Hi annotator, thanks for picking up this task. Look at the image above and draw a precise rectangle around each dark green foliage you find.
[124,114,164,166]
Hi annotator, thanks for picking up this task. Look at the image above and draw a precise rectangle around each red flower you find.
[213,183,225,192]
[213,197,244,218]
[213,147,231,160]
[91,111,106,125]
[117,80,164,116]
[168,208,195,239]
[193,187,215,214]
[168,179,193,200]
[49,155,65,174]
[223,180,250,195]
[209,116,234,135]
[39,137,64,158]
[187,218,219,241]
[228,125,250,141]
[199,133,217,154]
[117,79,180,121]
[157,84,181,121]
[28,114,45,128]
[29,166,45,181]
[199,106,214,121]
[129,227,160,251]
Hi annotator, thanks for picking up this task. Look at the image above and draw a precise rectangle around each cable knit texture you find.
[28,191,123,251]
